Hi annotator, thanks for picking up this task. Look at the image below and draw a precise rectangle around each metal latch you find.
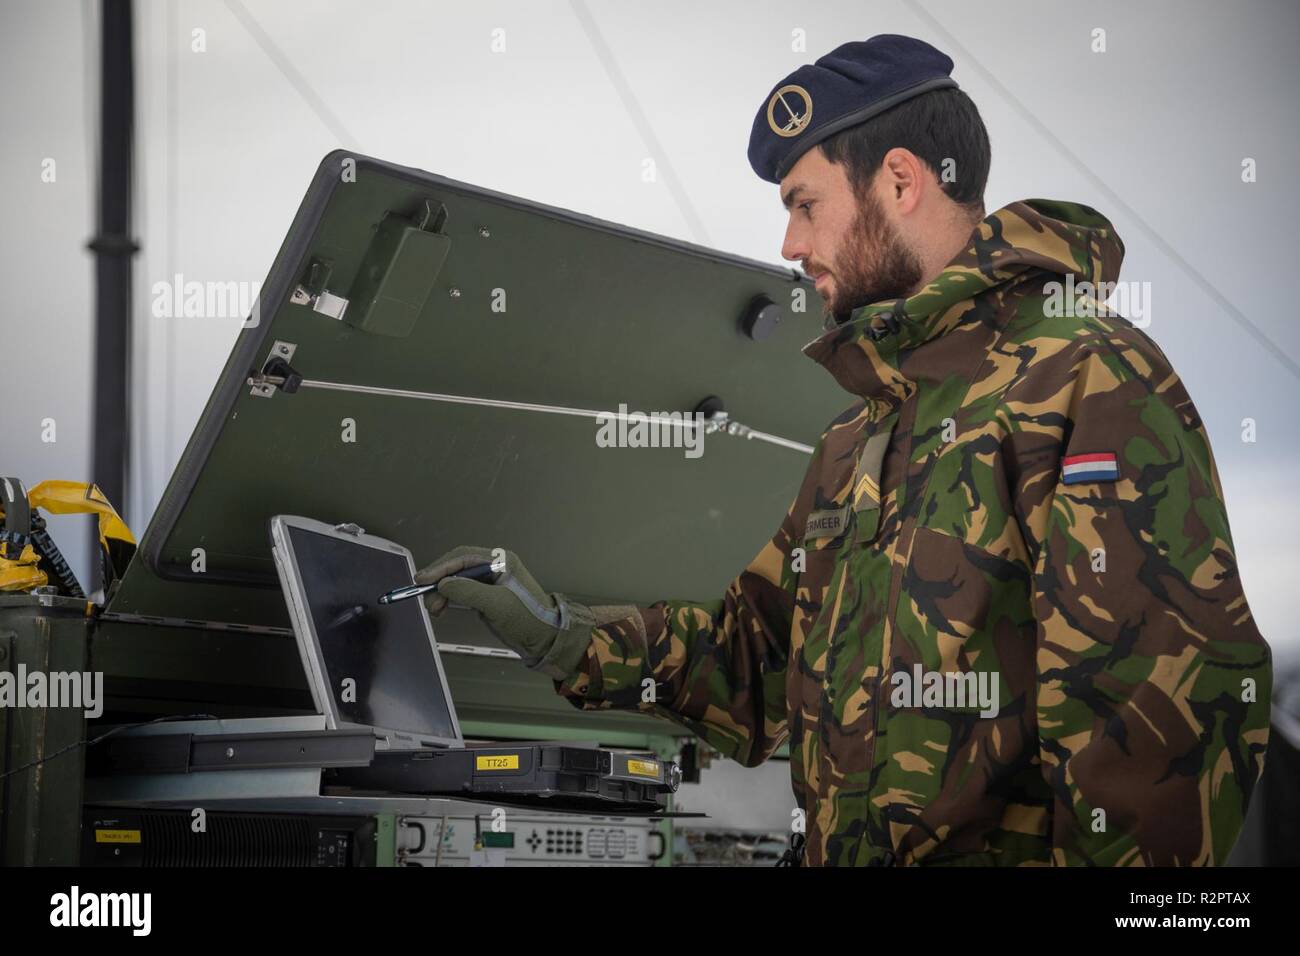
[694,395,754,440]
[290,258,349,320]
[247,340,301,398]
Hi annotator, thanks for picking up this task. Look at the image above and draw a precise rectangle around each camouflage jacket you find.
[556,199,1272,866]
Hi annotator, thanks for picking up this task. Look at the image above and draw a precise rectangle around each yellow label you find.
[627,758,659,778]
[476,754,520,771]
[95,829,142,844]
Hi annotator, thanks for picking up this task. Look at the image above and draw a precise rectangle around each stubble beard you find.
[824,191,926,324]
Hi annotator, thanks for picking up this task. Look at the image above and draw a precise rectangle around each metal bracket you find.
[290,257,349,320]
[699,409,754,441]
[247,340,299,398]
[32,585,60,607]
[415,198,448,233]
[290,286,349,320]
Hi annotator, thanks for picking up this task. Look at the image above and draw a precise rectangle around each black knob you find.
[740,294,782,341]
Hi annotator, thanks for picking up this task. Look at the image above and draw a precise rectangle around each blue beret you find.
[748,34,958,184]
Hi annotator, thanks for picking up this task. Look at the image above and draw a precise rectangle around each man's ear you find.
[881,148,924,212]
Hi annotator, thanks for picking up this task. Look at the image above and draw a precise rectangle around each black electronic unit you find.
[326,742,679,814]
[82,809,377,866]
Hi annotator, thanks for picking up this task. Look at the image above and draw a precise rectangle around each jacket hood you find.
[802,199,1126,399]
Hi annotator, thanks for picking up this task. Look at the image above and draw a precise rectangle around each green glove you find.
[415,545,637,681]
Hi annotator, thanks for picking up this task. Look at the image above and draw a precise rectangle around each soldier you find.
[418,35,1272,866]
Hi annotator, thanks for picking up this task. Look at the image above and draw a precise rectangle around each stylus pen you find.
[377,562,500,605]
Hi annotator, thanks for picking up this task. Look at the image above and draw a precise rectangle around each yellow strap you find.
[0,543,49,592]
[27,479,136,550]
[0,480,135,592]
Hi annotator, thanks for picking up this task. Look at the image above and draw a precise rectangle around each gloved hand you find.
[415,545,638,681]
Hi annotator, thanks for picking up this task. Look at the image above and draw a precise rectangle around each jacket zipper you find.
[853,313,1022,864]
[858,391,920,862]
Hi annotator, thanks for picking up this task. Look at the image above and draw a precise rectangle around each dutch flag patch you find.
[1062,452,1120,484]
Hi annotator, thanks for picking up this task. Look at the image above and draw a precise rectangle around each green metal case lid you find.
[107,151,845,627]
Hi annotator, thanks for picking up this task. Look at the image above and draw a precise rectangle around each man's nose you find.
[781,217,808,264]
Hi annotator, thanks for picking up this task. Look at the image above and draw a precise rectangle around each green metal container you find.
[0,594,92,865]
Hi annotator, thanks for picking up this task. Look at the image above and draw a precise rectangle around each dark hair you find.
[818,88,990,219]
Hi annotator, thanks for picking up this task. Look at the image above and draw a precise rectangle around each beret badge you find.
[766,84,813,137]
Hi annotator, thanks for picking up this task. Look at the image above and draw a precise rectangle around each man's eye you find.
[799,201,814,217]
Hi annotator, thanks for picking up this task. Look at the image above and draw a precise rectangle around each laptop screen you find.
[283,524,459,743]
